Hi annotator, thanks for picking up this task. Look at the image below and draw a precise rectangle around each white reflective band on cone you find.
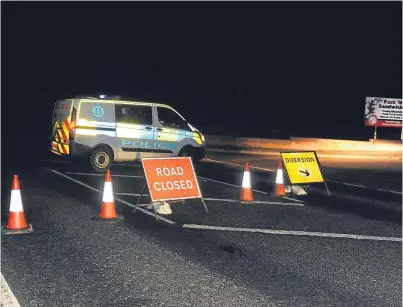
[275,169,284,184]
[242,172,251,188]
[102,182,114,202]
[9,190,24,212]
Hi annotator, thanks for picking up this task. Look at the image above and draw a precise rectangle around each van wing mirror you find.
[184,120,192,131]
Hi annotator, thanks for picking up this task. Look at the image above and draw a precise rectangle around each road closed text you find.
[154,167,194,191]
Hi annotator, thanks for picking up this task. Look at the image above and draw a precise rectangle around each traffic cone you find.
[240,162,255,203]
[2,175,33,235]
[93,170,123,223]
[273,160,286,196]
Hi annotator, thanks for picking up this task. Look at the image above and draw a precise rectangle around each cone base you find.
[2,224,33,235]
[273,184,286,196]
[272,193,287,197]
[91,214,124,223]
[240,189,254,203]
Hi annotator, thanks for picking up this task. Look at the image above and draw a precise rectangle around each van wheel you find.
[178,147,196,163]
[90,146,113,173]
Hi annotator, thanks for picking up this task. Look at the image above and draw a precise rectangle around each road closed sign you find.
[280,151,324,184]
[141,157,202,202]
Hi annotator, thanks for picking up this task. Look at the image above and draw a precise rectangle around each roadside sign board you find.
[141,157,202,202]
[280,151,324,185]
[364,97,402,127]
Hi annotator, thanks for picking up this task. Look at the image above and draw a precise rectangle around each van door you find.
[50,99,73,155]
[115,104,156,160]
[154,106,188,156]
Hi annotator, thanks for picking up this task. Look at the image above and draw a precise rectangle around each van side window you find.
[52,100,72,121]
[79,102,115,122]
[115,105,152,126]
[157,107,187,130]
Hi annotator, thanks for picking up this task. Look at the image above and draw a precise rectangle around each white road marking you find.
[376,188,403,195]
[63,170,303,203]
[197,176,268,194]
[326,179,402,194]
[324,179,340,184]
[114,193,303,206]
[115,192,151,197]
[205,158,403,195]
[182,224,402,242]
[50,169,176,225]
[1,272,21,307]
[50,169,398,242]
[198,173,303,204]
[66,172,144,178]
[282,196,304,203]
[340,182,367,188]
[204,198,303,206]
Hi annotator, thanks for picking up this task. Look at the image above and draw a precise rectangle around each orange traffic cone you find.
[240,162,255,203]
[2,175,33,235]
[273,160,286,196]
[93,170,123,223]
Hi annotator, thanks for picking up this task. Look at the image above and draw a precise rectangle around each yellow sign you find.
[280,151,324,184]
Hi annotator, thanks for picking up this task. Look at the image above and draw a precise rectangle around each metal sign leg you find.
[201,198,209,213]
[134,182,148,212]
[323,181,331,196]
[289,185,296,200]
[283,168,296,200]
[153,203,158,222]
[374,126,377,140]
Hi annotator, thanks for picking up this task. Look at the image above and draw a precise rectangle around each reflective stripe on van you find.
[50,99,74,155]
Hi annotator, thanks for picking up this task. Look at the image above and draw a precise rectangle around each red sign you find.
[141,157,202,202]
[365,118,402,128]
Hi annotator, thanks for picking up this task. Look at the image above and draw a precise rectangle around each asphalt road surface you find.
[1,147,402,307]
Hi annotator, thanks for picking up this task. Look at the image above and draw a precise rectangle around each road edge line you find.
[197,175,269,195]
[66,172,144,178]
[1,272,22,307]
[205,158,402,195]
[182,224,402,242]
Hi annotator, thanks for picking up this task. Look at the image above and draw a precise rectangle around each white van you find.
[50,96,206,172]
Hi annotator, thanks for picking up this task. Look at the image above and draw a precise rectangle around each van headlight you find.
[199,132,205,143]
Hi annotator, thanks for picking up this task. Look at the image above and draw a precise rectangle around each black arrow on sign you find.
[299,169,310,177]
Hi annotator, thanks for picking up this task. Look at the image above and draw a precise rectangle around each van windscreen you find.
[52,100,72,121]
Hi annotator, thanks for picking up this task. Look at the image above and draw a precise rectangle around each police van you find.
[50,95,206,172]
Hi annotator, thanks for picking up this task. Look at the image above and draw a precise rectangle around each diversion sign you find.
[280,151,324,185]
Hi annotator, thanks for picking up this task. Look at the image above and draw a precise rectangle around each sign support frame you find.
[133,182,163,221]
[312,151,331,196]
[323,180,331,197]
[282,166,297,200]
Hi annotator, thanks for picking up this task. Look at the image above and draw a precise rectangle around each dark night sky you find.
[2,1,402,145]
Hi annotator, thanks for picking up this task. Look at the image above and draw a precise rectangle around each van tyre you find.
[178,147,198,164]
[90,146,113,173]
